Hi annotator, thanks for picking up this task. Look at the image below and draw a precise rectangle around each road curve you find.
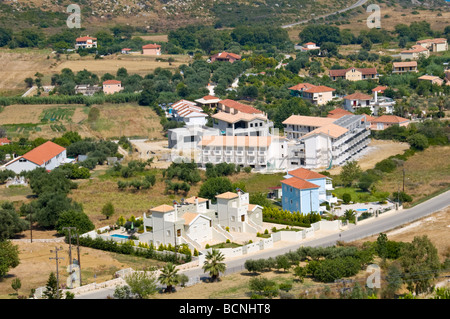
[281,0,369,28]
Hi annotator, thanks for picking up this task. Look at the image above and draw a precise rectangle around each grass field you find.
[53,53,191,78]
[377,145,450,206]
[0,48,190,90]
[0,103,164,141]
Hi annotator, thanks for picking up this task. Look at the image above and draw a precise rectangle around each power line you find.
[49,246,64,299]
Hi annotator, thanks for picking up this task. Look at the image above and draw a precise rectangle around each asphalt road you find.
[281,0,369,28]
[76,190,449,299]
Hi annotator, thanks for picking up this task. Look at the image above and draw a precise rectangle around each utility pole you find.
[76,232,82,287]
[49,246,64,299]
[63,227,76,268]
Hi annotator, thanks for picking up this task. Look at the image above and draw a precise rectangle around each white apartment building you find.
[168,125,220,150]
[138,191,264,249]
[212,111,274,137]
[283,114,370,169]
[197,136,288,171]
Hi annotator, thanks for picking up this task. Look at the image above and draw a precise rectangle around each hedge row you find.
[76,235,191,264]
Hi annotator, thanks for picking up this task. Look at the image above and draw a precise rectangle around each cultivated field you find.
[0,103,165,141]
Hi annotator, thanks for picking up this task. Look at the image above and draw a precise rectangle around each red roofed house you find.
[75,36,97,49]
[343,92,374,113]
[217,99,263,115]
[0,137,10,146]
[329,67,378,81]
[103,80,123,95]
[2,141,72,174]
[370,115,410,131]
[400,45,430,60]
[121,48,132,54]
[289,83,336,105]
[142,43,161,55]
[301,85,336,106]
[392,61,418,74]
[281,168,336,214]
[210,52,241,63]
[416,38,448,52]
[195,95,221,109]
[298,42,321,52]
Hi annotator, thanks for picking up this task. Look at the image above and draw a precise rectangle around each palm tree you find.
[158,262,180,293]
[202,249,226,282]
[344,209,356,223]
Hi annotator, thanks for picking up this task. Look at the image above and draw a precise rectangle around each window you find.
[177,229,181,237]
[166,230,171,237]
[241,215,245,222]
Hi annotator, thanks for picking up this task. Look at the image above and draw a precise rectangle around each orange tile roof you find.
[142,43,161,49]
[211,52,241,60]
[76,36,96,42]
[281,177,320,190]
[215,191,239,199]
[203,95,219,100]
[393,61,417,68]
[212,111,266,123]
[327,108,353,119]
[151,204,175,213]
[287,168,327,180]
[329,67,377,77]
[103,80,121,85]
[303,85,335,93]
[288,83,317,91]
[372,86,388,93]
[184,196,208,204]
[182,212,200,226]
[364,115,377,122]
[20,141,66,166]
[372,115,409,124]
[401,45,428,53]
[0,137,10,144]
[343,92,372,100]
[219,99,263,114]
[418,75,441,81]
[302,123,348,139]
[416,38,447,44]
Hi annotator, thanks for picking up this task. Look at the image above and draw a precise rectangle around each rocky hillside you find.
[0,0,448,32]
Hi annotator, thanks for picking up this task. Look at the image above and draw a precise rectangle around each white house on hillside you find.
[138,191,264,249]
[2,141,73,174]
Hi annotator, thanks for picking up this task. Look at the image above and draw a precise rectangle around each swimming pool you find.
[110,234,129,239]
[356,208,368,212]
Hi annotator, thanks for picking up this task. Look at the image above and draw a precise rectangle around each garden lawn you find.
[332,187,381,203]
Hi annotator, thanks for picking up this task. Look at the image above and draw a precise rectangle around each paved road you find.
[76,190,449,299]
[281,0,369,28]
